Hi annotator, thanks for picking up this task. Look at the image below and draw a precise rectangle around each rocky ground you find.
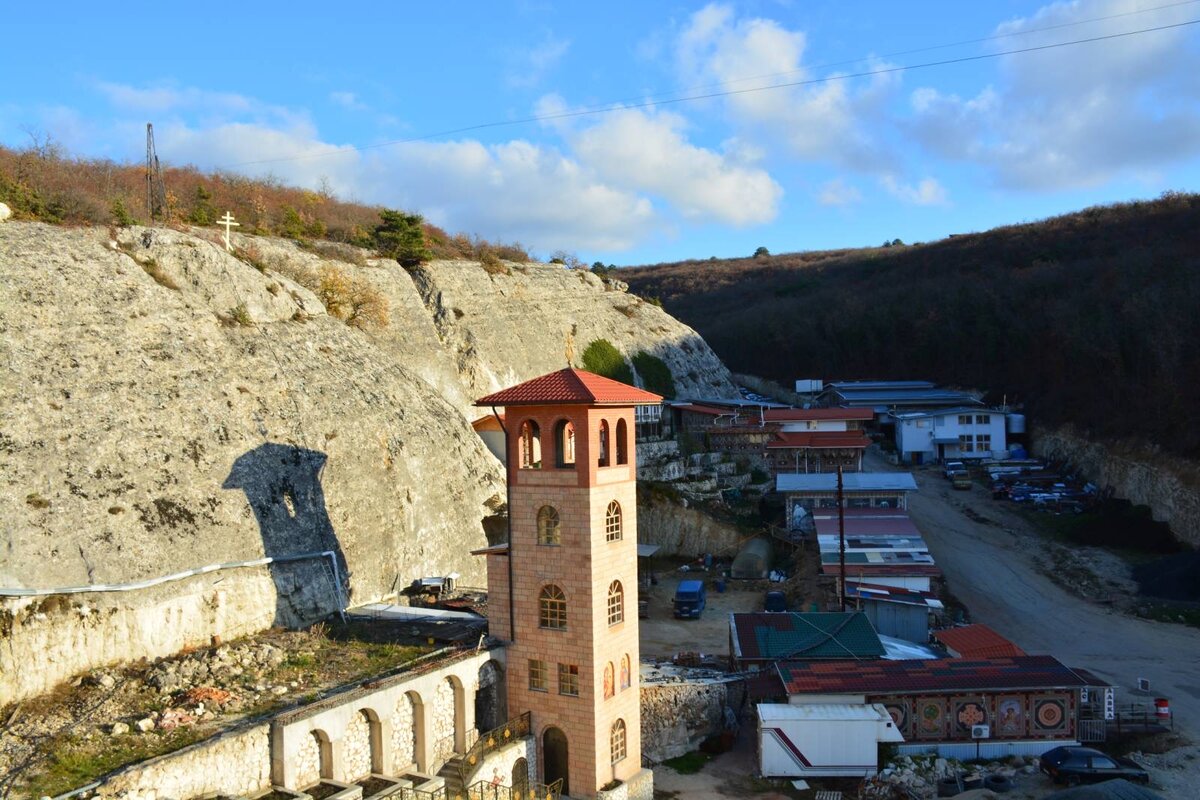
[0,626,428,799]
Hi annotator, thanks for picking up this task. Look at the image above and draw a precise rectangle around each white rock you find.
[110,722,130,736]
[271,685,288,695]
[0,203,11,222]
[135,717,156,732]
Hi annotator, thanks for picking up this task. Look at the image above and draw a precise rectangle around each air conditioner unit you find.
[1137,678,1151,692]
[971,724,990,739]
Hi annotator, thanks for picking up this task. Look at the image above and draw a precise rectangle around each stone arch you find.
[512,756,530,794]
[553,418,576,467]
[598,419,610,467]
[616,418,629,464]
[393,690,425,773]
[475,658,506,732]
[295,728,328,787]
[343,709,373,780]
[542,725,569,795]
[519,419,541,469]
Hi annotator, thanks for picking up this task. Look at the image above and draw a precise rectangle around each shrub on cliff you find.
[632,351,676,398]
[318,266,389,329]
[373,209,431,267]
[582,339,633,384]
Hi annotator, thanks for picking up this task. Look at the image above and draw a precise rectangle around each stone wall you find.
[595,767,655,800]
[95,721,271,800]
[640,677,746,762]
[0,222,736,704]
[1034,424,1200,546]
[636,491,745,558]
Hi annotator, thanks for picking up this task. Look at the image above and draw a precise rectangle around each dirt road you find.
[879,451,1200,740]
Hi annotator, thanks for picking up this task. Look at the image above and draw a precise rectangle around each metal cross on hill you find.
[218,212,240,252]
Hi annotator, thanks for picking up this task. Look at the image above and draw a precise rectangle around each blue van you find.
[673,580,707,619]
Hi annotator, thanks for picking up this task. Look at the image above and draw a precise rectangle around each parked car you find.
[951,473,972,490]
[764,591,787,613]
[673,580,707,619]
[1039,746,1150,786]
[943,461,965,479]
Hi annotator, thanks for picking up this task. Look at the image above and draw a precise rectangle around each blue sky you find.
[3,1,1199,264]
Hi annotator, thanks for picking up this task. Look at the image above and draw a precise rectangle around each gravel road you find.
[883,452,1200,740]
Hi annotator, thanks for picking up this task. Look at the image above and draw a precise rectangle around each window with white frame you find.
[610,719,627,764]
[958,414,973,425]
[976,434,991,452]
[959,435,975,452]
[528,659,548,692]
[976,414,991,425]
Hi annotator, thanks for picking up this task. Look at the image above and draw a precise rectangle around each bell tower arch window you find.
[539,584,567,630]
[605,501,623,542]
[519,420,541,470]
[537,505,561,546]
[607,581,624,626]
[554,419,576,468]
[616,418,628,465]
[598,420,610,467]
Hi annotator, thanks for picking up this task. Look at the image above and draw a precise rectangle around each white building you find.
[891,408,1007,465]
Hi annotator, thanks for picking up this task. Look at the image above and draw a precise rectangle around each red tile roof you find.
[766,431,871,450]
[778,655,1087,695]
[680,404,739,416]
[474,368,663,407]
[933,625,1027,659]
[763,408,874,422]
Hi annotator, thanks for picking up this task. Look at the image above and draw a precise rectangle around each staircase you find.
[438,755,466,796]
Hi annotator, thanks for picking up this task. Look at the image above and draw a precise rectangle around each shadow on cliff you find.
[223,443,350,627]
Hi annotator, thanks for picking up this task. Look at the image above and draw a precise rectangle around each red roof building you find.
[933,624,1028,659]
[475,367,662,407]
[777,655,1087,695]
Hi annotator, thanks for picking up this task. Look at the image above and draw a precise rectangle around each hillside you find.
[0,221,736,703]
[623,193,1200,458]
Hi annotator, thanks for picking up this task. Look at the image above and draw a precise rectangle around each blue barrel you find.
[715,578,726,593]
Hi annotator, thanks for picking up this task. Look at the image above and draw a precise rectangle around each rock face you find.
[0,223,737,703]
[1034,424,1200,546]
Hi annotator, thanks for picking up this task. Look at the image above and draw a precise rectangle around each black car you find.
[1039,746,1150,786]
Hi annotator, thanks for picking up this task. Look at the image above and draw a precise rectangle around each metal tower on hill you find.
[145,123,167,221]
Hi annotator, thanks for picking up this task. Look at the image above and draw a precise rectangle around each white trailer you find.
[758,703,903,778]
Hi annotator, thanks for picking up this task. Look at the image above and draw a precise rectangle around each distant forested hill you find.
[622,193,1200,457]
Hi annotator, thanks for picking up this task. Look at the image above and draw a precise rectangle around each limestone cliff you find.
[1034,425,1200,547]
[0,223,736,702]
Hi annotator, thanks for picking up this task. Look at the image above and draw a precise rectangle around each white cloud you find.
[881,175,948,206]
[506,33,572,88]
[568,107,782,225]
[674,3,897,170]
[908,0,1200,189]
[329,91,367,111]
[817,178,862,207]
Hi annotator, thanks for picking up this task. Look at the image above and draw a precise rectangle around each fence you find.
[459,712,532,784]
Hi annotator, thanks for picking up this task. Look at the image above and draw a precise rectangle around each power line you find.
[222,17,1200,170]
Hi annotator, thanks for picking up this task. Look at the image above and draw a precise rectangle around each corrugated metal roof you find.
[779,655,1089,694]
[767,432,871,450]
[813,514,921,538]
[776,472,919,493]
[891,407,1006,420]
[846,583,944,610]
[757,703,893,722]
[763,408,875,421]
[731,611,886,661]
[474,368,662,407]
[933,624,1027,658]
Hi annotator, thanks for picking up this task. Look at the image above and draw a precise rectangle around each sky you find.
[3,0,1199,265]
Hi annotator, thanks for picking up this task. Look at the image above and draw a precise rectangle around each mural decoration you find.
[996,696,1024,737]
[884,701,910,737]
[954,699,988,733]
[916,698,945,738]
[1033,698,1068,733]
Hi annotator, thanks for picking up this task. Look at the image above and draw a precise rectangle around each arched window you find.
[537,505,561,546]
[607,581,624,626]
[538,584,567,630]
[620,654,631,690]
[554,419,576,468]
[598,420,610,467]
[610,719,627,764]
[605,501,622,542]
[616,418,628,465]
[519,420,541,470]
[603,662,615,699]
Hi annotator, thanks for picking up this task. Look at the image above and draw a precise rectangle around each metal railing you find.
[459,712,532,784]
[461,778,563,800]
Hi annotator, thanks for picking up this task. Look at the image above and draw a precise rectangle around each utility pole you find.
[145,123,166,221]
[837,465,847,611]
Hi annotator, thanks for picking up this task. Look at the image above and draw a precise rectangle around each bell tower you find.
[475,368,659,798]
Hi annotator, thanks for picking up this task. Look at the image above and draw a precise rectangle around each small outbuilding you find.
[757,703,903,778]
